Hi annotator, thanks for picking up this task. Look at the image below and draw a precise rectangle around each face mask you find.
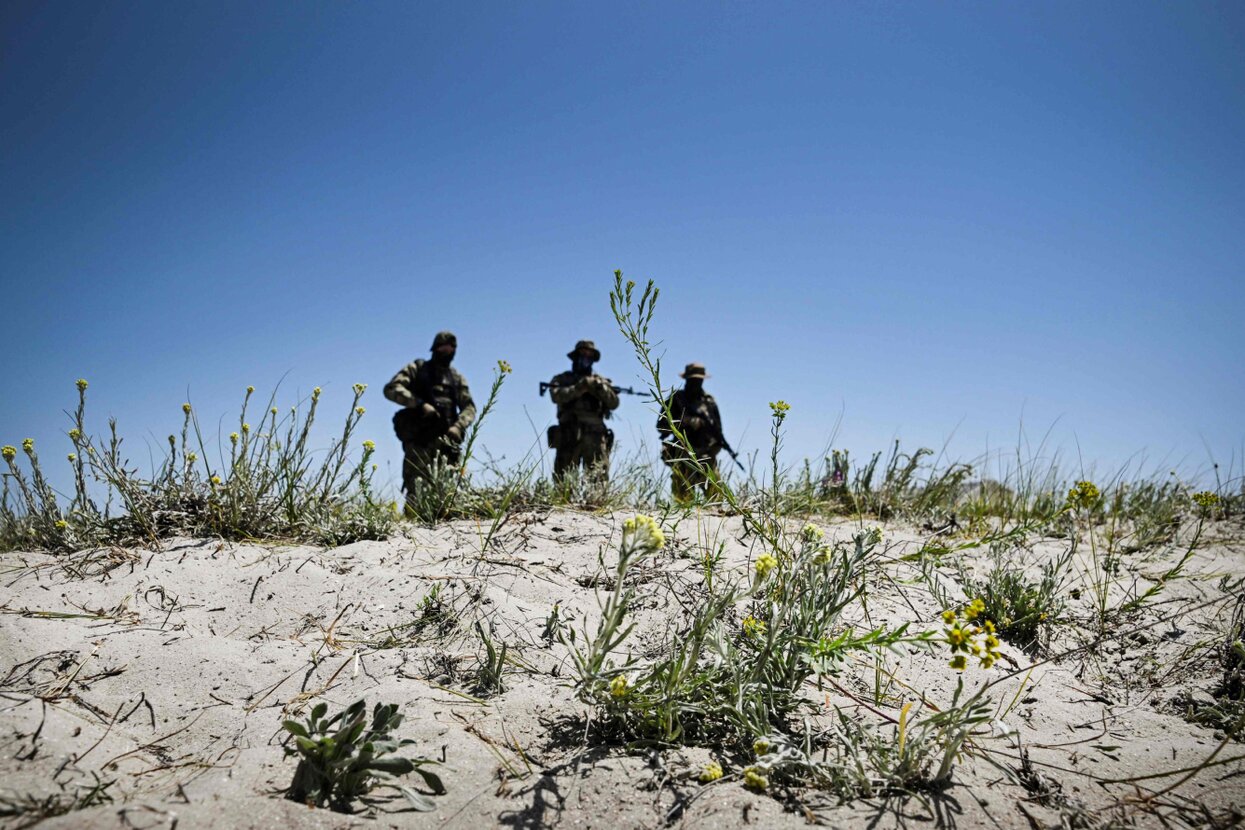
[432,349,454,366]
[573,356,594,374]
[685,379,704,394]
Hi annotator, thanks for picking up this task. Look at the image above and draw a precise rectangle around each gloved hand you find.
[445,424,463,443]
[418,402,438,419]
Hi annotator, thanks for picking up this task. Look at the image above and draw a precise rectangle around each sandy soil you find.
[1,510,1242,829]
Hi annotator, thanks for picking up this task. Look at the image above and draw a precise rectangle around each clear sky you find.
[2,1,1243,497]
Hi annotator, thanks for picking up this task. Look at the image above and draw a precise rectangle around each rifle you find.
[539,380,640,397]
[716,430,746,472]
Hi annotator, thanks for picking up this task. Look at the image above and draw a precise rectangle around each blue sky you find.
[2,1,1242,496]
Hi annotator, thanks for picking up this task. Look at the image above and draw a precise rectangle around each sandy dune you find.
[2,510,1242,828]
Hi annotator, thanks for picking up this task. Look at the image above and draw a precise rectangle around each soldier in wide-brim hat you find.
[658,363,724,504]
[547,340,619,485]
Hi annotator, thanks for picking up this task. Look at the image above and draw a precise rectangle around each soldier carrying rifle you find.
[544,340,620,484]
[384,331,475,515]
[658,362,739,504]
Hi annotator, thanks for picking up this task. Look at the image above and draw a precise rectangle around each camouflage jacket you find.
[548,371,620,428]
[657,390,722,454]
[384,359,476,437]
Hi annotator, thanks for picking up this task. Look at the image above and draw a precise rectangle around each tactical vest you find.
[392,360,462,443]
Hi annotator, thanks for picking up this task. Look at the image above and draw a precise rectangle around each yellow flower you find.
[768,400,791,418]
[230,432,239,444]
[752,738,771,756]
[941,609,957,625]
[362,440,375,452]
[241,423,250,433]
[609,675,629,698]
[270,407,278,415]
[68,428,81,440]
[497,360,512,374]
[353,383,367,395]
[743,766,768,791]
[699,761,724,783]
[55,519,68,530]
[982,619,996,634]
[754,553,778,579]
[985,634,1000,650]
[312,387,322,399]
[355,406,366,416]
[246,385,255,394]
[75,378,88,391]
[3,446,18,461]
[800,523,824,543]
[622,515,665,550]
[210,475,222,485]
[742,615,766,638]
[949,655,968,671]
[1193,491,1220,508]
[67,453,76,462]
[964,598,986,621]
[182,403,192,414]
[980,656,996,670]
[22,438,34,452]
[946,627,968,648]
[1066,480,1100,509]
[187,452,198,462]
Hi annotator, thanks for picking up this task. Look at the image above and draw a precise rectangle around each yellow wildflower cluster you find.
[1192,491,1220,508]
[768,400,791,419]
[353,383,367,395]
[230,432,239,444]
[182,403,192,414]
[67,453,76,462]
[742,615,766,638]
[1066,480,1100,509]
[270,407,278,415]
[622,515,666,550]
[187,452,198,463]
[497,360,512,374]
[68,428,81,440]
[22,438,34,453]
[743,766,769,791]
[75,378,88,391]
[355,406,366,416]
[210,475,222,486]
[754,553,778,579]
[609,675,629,698]
[699,761,724,783]
[55,519,68,530]
[2,446,15,461]
[800,522,824,543]
[246,385,255,394]
[362,440,375,452]
[943,602,1001,670]
[242,423,250,433]
[752,738,771,756]
[312,387,322,399]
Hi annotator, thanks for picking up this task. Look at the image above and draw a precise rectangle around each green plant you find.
[282,699,444,812]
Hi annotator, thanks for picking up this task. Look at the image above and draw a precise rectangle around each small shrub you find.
[282,699,444,812]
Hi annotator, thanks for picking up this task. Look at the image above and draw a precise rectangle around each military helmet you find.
[680,362,709,379]
[567,339,601,362]
[430,331,457,350]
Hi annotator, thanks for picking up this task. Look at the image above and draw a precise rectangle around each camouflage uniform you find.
[658,363,723,504]
[549,340,620,482]
[384,331,476,510]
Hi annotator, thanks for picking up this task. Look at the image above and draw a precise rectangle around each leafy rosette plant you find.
[282,699,444,812]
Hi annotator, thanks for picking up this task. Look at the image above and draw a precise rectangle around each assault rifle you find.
[716,429,746,472]
[539,380,640,397]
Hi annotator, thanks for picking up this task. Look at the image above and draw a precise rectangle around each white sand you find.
[2,510,1242,828]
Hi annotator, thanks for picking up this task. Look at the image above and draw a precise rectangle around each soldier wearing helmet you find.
[384,331,476,514]
[547,340,620,483]
[657,362,724,504]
